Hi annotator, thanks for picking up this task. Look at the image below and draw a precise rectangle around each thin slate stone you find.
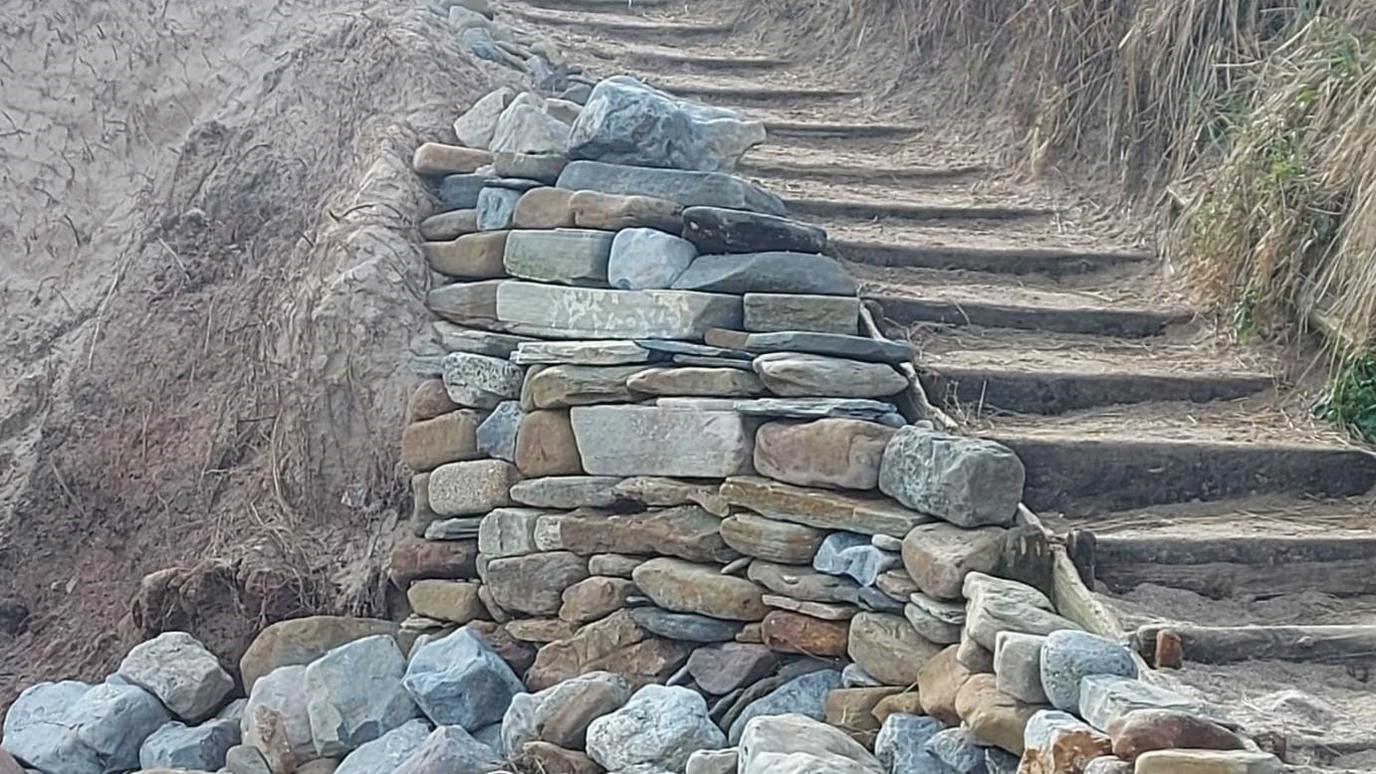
[681,206,828,255]
[705,329,914,365]
[629,608,743,642]
[557,160,786,216]
[731,397,899,421]
[671,252,857,296]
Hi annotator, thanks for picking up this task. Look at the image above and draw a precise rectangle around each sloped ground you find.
[0,0,510,710]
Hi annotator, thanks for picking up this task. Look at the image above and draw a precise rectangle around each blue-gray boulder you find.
[335,719,433,774]
[138,718,240,771]
[305,634,419,756]
[727,669,842,744]
[403,627,524,730]
[1040,630,1138,714]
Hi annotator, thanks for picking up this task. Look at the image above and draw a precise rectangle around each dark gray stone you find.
[403,628,524,730]
[476,401,523,462]
[671,252,857,296]
[925,727,986,773]
[629,607,743,642]
[812,532,901,586]
[635,339,751,360]
[438,173,494,210]
[879,427,1025,528]
[138,718,240,771]
[875,713,949,773]
[568,76,765,173]
[557,160,786,216]
[732,397,899,421]
[726,669,841,744]
[489,177,544,191]
[682,206,827,254]
[1040,630,1137,714]
[985,747,1020,774]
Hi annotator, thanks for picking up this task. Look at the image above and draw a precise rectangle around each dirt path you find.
[502,1,1376,768]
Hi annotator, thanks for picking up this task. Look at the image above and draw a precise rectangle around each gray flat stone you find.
[424,516,483,540]
[609,227,698,290]
[432,321,533,357]
[753,352,908,398]
[475,400,523,461]
[629,607,743,642]
[731,397,900,421]
[495,281,742,341]
[513,340,653,365]
[427,280,502,327]
[742,293,859,335]
[672,252,857,296]
[707,329,914,364]
[570,404,755,478]
[504,228,614,286]
[441,351,524,409]
[438,173,494,210]
[635,339,751,360]
[477,507,548,557]
[879,426,1024,528]
[476,187,521,230]
[490,176,544,191]
[558,160,786,216]
[509,476,624,509]
[682,206,828,255]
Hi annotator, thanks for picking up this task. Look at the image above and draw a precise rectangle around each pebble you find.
[559,576,637,625]
[484,551,589,616]
[687,748,739,774]
[539,506,739,564]
[420,209,480,240]
[407,580,485,624]
[493,151,567,183]
[525,610,692,690]
[117,632,234,722]
[514,408,583,476]
[413,142,493,175]
[489,98,570,155]
[513,339,653,366]
[723,476,930,537]
[627,366,764,397]
[673,251,857,296]
[608,227,699,289]
[1132,750,1281,774]
[762,594,857,621]
[737,712,881,773]
[424,516,483,540]
[1078,674,1206,733]
[1040,630,1138,714]
[238,617,401,692]
[242,665,315,771]
[1020,709,1111,774]
[925,727,986,773]
[879,427,1025,528]
[438,172,495,209]
[633,558,767,621]
[401,409,483,472]
[916,646,974,726]
[824,687,900,733]
[403,628,524,730]
[431,321,531,358]
[903,595,965,645]
[588,553,647,577]
[427,278,502,327]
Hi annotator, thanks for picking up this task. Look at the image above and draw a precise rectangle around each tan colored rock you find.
[477,583,511,624]
[627,367,764,397]
[613,476,730,515]
[412,142,492,175]
[514,409,583,476]
[402,409,484,472]
[539,506,738,564]
[515,741,602,774]
[1133,750,1282,774]
[407,379,460,422]
[760,610,849,656]
[825,687,901,732]
[762,594,856,621]
[387,536,478,589]
[298,759,339,774]
[524,364,651,409]
[525,610,692,690]
[720,511,825,565]
[424,231,510,278]
[633,558,768,621]
[428,459,518,516]
[1109,709,1246,763]
[736,622,763,643]
[871,690,924,725]
[1022,712,1113,774]
[410,472,439,534]
[754,418,896,490]
[955,674,1041,754]
[901,521,1006,600]
[588,553,645,578]
[848,612,941,687]
[420,209,480,241]
[570,190,684,232]
[916,645,973,725]
[239,616,401,691]
[560,576,637,625]
[513,187,578,229]
[485,551,590,616]
[407,580,486,624]
[468,619,537,674]
[507,618,579,643]
[721,476,930,537]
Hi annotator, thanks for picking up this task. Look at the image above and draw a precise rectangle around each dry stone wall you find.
[0,13,1286,774]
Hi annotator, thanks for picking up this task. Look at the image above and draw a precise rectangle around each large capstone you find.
[495,281,742,340]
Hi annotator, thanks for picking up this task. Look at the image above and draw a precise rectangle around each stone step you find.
[524,0,674,9]
[833,238,1151,277]
[921,347,1273,414]
[740,157,988,183]
[785,196,1050,222]
[508,6,732,35]
[868,282,1191,338]
[762,119,922,140]
[653,82,861,104]
[627,50,793,71]
[983,410,1376,514]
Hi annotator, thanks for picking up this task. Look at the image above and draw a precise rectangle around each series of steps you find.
[503,0,1376,620]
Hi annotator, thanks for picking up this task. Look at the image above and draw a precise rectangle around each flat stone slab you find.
[721,476,931,537]
[438,173,494,210]
[495,281,742,341]
[682,206,828,254]
[504,228,614,286]
[509,476,624,509]
[672,252,857,296]
[742,293,860,335]
[513,340,655,366]
[635,339,752,360]
[705,329,915,364]
[629,607,743,642]
[433,322,533,358]
[558,160,786,216]
[732,397,901,421]
[493,151,567,183]
[753,352,908,398]
[570,404,755,477]
[427,279,503,327]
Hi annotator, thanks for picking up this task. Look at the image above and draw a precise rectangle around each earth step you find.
[1082,529,1376,598]
[833,238,1150,277]
[508,6,732,35]
[867,281,1191,338]
[524,0,673,9]
[983,409,1376,513]
[921,348,1273,414]
[740,158,988,183]
[762,119,921,140]
[651,80,860,103]
[1130,623,1376,666]
[627,50,792,71]
[784,196,1049,222]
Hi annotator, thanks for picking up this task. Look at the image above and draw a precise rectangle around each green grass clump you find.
[1316,355,1376,442]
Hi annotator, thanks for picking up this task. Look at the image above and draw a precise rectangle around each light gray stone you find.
[926,727,985,773]
[813,532,901,586]
[138,718,240,771]
[570,404,755,477]
[878,427,1025,528]
[403,628,525,730]
[427,279,502,327]
[904,594,965,645]
[424,516,483,540]
[754,353,907,398]
[710,330,914,365]
[493,151,567,183]
[504,228,614,286]
[224,744,273,774]
[490,176,544,191]
[732,397,900,421]
[627,367,763,397]
[441,351,524,409]
[495,281,742,340]
[117,631,235,722]
[501,671,632,757]
[738,713,882,773]
[242,665,314,771]
[455,87,516,149]
[742,293,858,335]
[475,401,523,461]
[393,725,505,774]
[513,340,652,365]
[10,681,171,774]
[433,322,533,358]
[687,747,740,774]
[476,186,521,230]
[608,227,698,290]
[727,670,842,745]
[489,98,570,156]
[585,685,727,772]
[1078,674,1204,733]
[558,160,786,216]
[334,719,432,774]
[2,680,95,774]
[478,507,547,557]
[427,459,517,516]
[568,76,765,172]
[994,631,1048,705]
[966,588,1079,651]
[510,476,624,508]
[1040,630,1138,714]
[673,252,857,296]
[305,635,418,756]
[874,713,944,773]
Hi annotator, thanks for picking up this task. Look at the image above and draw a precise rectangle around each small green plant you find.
[1315,354,1376,442]
[1230,287,1261,342]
